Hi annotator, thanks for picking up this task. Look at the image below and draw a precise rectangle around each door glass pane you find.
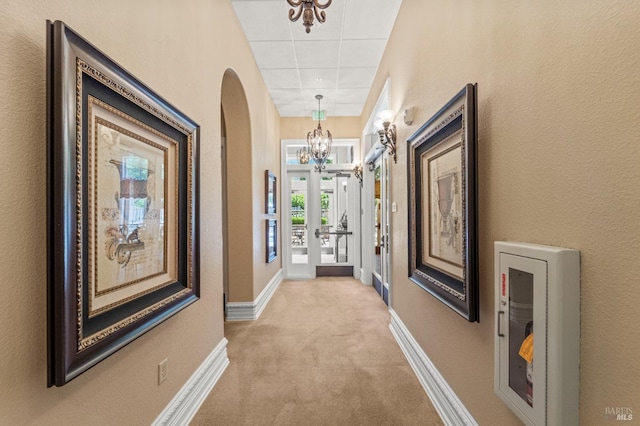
[373,164,382,274]
[320,175,350,264]
[508,267,534,407]
[290,176,308,264]
[284,145,354,165]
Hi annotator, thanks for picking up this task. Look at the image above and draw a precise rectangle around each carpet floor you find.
[190,277,443,425]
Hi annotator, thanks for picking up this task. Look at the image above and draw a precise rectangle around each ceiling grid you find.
[231,0,402,117]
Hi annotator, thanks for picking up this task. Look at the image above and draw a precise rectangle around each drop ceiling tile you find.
[232,1,291,41]
[334,103,363,116]
[294,40,341,68]
[337,67,376,88]
[339,39,387,68]
[260,68,300,89]
[298,68,338,89]
[300,89,336,117]
[231,0,404,117]
[250,41,297,69]
[335,88,370,104]
[301,88,336,104]
[342,0,402,40]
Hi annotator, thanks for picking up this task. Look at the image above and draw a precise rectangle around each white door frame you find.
[361,78,393,306]
[281,138,361,280]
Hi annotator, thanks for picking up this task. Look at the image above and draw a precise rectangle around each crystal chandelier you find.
[287,0,332,34]
[307,94,332,172]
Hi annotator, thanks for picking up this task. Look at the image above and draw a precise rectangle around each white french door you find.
[286,170,311,278]
[282,139,360,280]
[372,154,391,304]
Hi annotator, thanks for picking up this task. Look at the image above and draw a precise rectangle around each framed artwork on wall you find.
[266,170,277,214]
[46,20,200,386]
[407,83,478,322]
[266,219,277,263]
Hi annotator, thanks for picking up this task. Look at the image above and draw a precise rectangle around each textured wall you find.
[250,78,282,301]
[0,0,276,424]
[280,116,362,140]
[362,0,640,424]
[222,69,255,302]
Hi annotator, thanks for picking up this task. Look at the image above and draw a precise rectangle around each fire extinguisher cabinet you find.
[494,242,580,425]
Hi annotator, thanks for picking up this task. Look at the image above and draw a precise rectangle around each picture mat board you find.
[88,96,179,317]
[422,129,463,280]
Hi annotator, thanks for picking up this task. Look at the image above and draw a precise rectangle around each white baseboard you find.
[152,337,230,426]
[226,270,282,321]
[389,309,477,426]
[359,268,367,285]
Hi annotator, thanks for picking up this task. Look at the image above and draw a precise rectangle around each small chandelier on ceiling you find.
[307,94,332,172]
[287,0,332,33]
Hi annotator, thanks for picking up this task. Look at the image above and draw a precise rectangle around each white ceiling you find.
[231,0,402,117]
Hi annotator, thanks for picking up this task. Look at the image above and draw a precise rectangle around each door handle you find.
[328,231,352,235]
[497,311,505,337]
[315,229,353,238]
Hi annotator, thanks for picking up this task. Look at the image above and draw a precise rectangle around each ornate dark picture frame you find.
[407,84,478,322]
[266,170,277,214]
[46,20,200,386]
[266,219,278,263]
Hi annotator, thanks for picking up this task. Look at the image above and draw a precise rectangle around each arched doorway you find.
[220,69,252,314]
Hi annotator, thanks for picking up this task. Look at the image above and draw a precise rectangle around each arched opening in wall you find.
[220,69,253,319]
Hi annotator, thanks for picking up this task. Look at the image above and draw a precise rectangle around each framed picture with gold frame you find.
[47,20,200,386]
[407,84,478,322]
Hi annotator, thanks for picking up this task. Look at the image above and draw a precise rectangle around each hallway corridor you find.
[191,278,442,425]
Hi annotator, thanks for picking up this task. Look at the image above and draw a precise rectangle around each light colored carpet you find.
[190,277,443,425]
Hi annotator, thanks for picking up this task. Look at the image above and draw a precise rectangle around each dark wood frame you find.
[47,20,200,386]
[266,219,278,263]
[407,84,478,322]
[265,170,277,214]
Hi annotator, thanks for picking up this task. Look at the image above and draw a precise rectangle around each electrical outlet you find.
[158,358,168,385]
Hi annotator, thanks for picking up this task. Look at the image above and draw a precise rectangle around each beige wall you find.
[0,0,278,424]
[251,84,282,300]
[280,116,362,140]
[223,69,255,302]
[362,0,640,424]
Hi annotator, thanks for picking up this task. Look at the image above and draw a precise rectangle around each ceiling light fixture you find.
[287,0,332,34]
[374,110,397,163]
[307,94,332,172]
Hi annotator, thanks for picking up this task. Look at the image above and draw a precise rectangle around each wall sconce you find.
[297,146,310,164]
[353,163,363,186]
[374,109,397,163]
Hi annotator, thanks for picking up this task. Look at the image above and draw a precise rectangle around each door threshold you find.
[316,266,354,277]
